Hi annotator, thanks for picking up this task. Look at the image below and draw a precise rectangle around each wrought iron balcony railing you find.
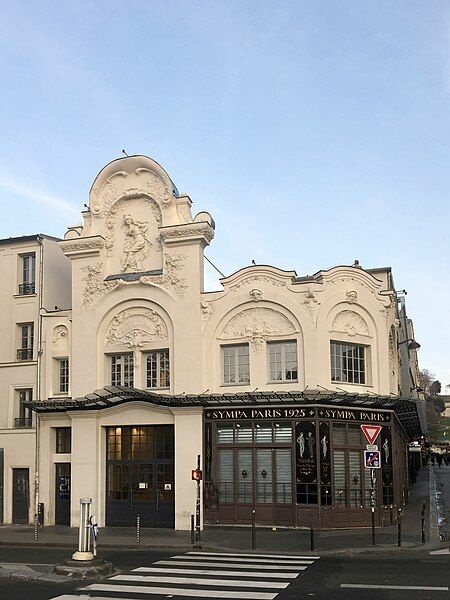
[18,282,35,295]
[17,348,33,361]
[14,417,33,428]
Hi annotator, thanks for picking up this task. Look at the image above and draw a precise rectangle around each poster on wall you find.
[295,421,317,483]
[381,427,393,487]
[319,422,331,486]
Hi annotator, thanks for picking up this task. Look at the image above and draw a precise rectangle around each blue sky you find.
[0,1,449,387]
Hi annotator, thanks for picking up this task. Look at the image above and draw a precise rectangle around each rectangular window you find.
[19,254,36,295]
[17,323,34,360]
[56,428,71,453]
[58,359,69,394]
[268,341,298,382]
[15,389,32,428]
[146,350,170,388]
[222,344,250,385]
[331,341,366,384]
[110,353,134,387]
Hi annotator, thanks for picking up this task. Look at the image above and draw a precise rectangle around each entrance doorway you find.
[106,426,174,527]
[55,463,71,525]
[12,468,29,524]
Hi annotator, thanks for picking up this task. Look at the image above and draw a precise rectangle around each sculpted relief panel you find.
[331,310,369,337]
[52,325,69,355]
[106,307,168,350]
[220,307,297,351]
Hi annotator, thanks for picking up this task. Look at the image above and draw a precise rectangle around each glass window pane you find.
[237,449,252,503]
[218,449,233,502]
[235,423,252,443]
[274,423,292,442]
[256,449,272,503]
[217,424,234,444]
[275,448,292,503]
[255,423,272,443]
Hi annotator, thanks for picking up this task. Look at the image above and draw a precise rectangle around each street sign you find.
[364,450,381,469]
[366,444,378,451]
[361,424,382,445]
[191,469,203,481]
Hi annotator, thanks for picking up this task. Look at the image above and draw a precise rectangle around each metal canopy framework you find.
[27,386,422,439]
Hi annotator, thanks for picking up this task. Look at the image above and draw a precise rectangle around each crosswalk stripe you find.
[155,560,304,570]
[133,567,300,578]
[82,583,278,599]
[170,554,314,565]
[111,574,289,588]
[188,551,321,560]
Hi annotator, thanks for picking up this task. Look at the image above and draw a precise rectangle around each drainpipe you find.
[34,235,44,530]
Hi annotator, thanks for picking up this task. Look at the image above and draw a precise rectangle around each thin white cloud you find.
[0,174,79,220]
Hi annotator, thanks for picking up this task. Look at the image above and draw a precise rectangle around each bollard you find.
[371,506,376,546]
[421,502,426,544]
[72,498,94,561]
[251,509,256,550]
[397,508,402,547]
[310,527,315,552]
[191,514,195,545]
[389,504,393,524]
[136,515,141,544]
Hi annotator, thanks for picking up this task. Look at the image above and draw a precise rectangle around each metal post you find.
[136,515,140,544]
[72,498,93,561]
[421,502,426,544]
[251,509,256,550]
[191,514,195,545]
[34,512,38,542]
[195,454,201,542]
[310,527,315,551]
[371,468,376,546]
[397,508,402,547]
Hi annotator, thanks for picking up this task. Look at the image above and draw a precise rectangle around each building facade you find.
[0,155,422,530]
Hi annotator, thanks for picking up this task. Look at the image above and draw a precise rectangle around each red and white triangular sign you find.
[361,424,382,445]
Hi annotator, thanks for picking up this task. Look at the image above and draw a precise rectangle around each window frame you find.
[18,253,36,295]
[15,388,33,428]
[267,340,298,383]
[221,344,250,386]
[110,352,134,387]
[145,349,170,389]
[330,340,368,385]
[55,427,72,453]
[58,358,70,394]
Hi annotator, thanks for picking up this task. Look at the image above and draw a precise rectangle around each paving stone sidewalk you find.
[0,465,444,555]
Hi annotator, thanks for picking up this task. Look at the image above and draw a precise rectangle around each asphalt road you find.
[0,547,448,600]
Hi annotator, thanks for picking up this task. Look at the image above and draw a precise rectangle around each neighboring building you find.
[0,235,71,524]
[0,155,422,530]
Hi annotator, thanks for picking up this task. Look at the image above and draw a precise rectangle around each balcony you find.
[18,282,35,295]
[17,348,33,361]
[14,417,33,428]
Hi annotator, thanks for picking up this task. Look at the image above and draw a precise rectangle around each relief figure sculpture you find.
[121,214,152,272]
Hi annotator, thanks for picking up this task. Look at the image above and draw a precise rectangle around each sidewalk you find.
[0,465,445,555]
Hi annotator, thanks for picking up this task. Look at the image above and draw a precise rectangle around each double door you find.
[106,461,174,527]
[218,447,294,525]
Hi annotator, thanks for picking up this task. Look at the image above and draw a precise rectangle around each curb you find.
[0,567,68,583]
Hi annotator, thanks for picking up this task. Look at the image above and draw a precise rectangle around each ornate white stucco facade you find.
[0,155,421,529]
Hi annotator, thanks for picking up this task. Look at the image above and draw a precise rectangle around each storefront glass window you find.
[255,423,272,443]
[235,423,252,443]
[218,449,233,502]
[217,424,234,444]
[275,448,292,503]
[237,449,253,502]
[274,423,292,442]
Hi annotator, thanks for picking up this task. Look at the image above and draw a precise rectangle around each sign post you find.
[360,427,382,547]
[192,456,202,542]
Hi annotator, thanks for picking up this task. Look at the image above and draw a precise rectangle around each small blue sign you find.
[364,450,381,469]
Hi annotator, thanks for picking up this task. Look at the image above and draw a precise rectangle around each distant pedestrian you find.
[436,454,443,468]
[431,454,435,466]
[444,454,449,466]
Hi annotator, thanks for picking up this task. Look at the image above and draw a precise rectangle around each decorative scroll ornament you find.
[220,307,296,351]
[331,310,369,337]
[82,263,119,308]
[302,288,321,309]
[229,275,286,292]
[106,308,168,351]
[201,300,214,330]
[52,325,69,353]
[141,253,187,298]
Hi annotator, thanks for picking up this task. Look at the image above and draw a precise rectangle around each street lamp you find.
[399,339,421,351]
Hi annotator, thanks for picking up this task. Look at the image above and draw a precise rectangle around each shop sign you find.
[318,408,390,423]
[204,407,316,420]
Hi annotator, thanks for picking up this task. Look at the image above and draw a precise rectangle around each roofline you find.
[0,234,61,246]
